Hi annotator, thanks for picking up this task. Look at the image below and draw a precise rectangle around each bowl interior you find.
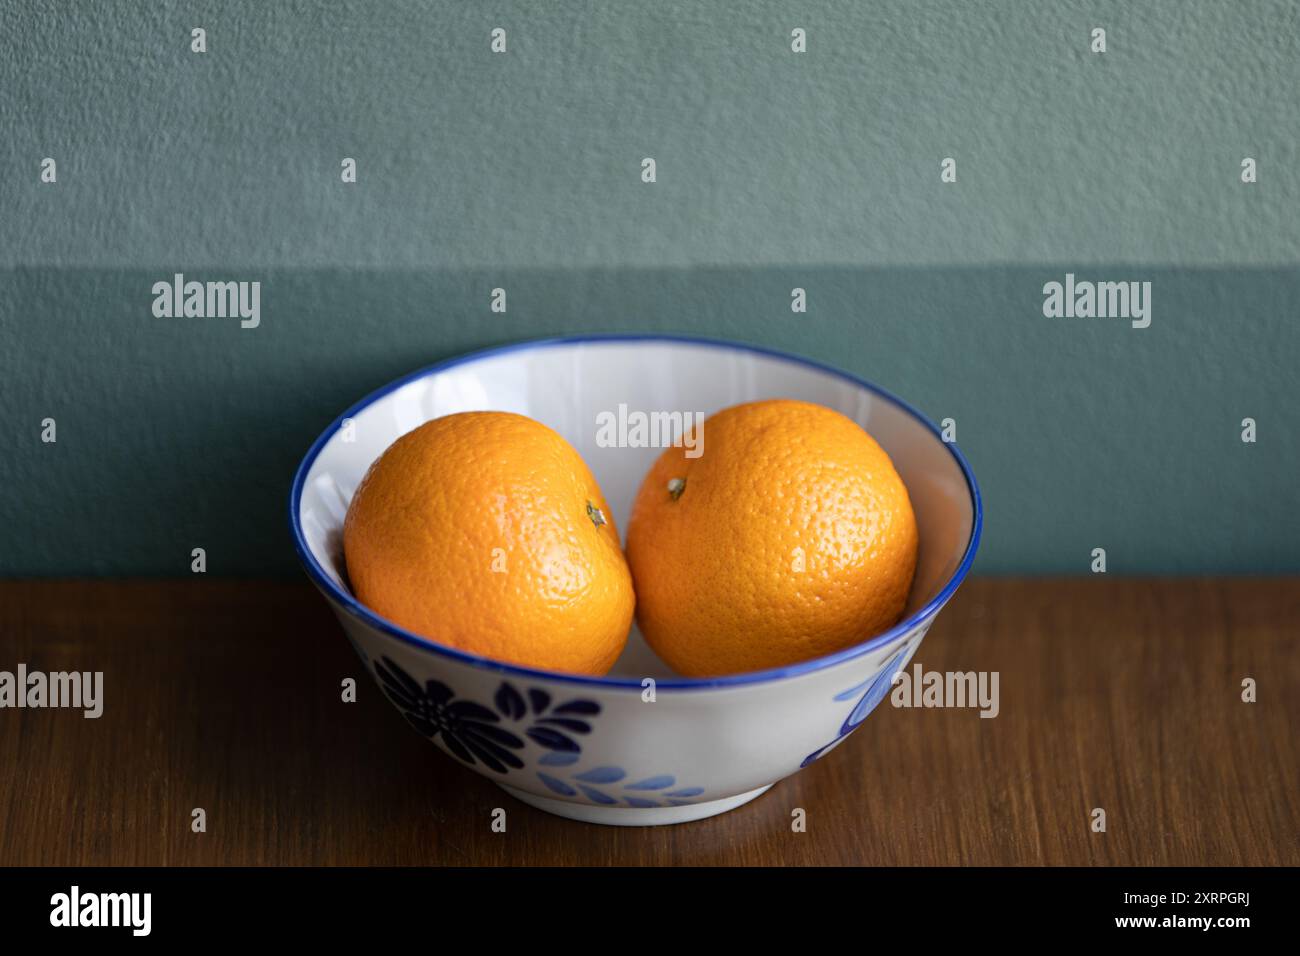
[296,338,977,680]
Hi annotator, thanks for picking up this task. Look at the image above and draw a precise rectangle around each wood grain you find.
[0,578,1296,866]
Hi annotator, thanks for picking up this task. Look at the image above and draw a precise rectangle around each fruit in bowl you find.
[290,336,981,826]
[627,398,918,677]
[343,411,634,676]
[342,399,919,682]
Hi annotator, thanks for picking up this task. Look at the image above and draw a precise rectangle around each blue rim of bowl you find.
[289,333,983,691]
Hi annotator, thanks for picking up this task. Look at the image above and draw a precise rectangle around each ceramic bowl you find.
[290,335,981,826]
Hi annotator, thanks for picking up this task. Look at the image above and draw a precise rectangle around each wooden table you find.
[1,578,1295,866]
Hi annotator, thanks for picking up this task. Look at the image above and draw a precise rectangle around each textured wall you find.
[1,0,1297,575]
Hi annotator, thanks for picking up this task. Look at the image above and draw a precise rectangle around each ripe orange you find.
[625,399,918,677]
[343,412,634,675]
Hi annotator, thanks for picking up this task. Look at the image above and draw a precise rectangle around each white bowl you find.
[290,336,982,825]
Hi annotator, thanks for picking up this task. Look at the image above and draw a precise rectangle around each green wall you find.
[2,1,1297,575]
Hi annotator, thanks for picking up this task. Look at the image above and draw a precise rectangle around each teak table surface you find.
[1,578,1296,866]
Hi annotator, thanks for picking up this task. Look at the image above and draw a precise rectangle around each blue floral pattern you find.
[372,657,702,805]
[531,753,705,808]
[493,682,599,752]
[375,656,525,773]
[800,642,913,767]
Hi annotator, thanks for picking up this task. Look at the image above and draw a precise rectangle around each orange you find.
[343,412,634,675]
[625,399,918,677]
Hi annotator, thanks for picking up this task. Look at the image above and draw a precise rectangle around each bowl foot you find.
[498,783,773,826]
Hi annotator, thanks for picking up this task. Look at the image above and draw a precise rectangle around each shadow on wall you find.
[1,265,1296,576]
